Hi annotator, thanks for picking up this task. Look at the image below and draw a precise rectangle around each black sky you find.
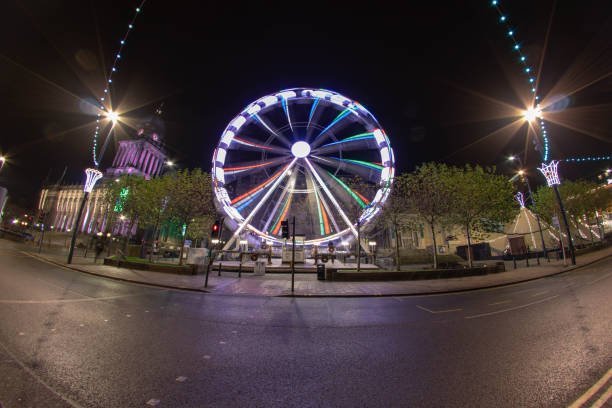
[1,0,611,208]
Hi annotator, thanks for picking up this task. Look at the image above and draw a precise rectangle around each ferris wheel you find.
[212,88,395,248]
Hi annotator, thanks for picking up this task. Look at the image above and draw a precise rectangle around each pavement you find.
[14,239,612,297]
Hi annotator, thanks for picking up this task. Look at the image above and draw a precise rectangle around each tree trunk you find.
[430,223,438,269]
[394,223,401,271]
[123,218,136,253]
[178,223,188,266]
[465,224,473,268]
[356,221,361,272]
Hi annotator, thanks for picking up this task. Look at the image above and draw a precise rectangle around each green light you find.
[342,159,383,171]
[325,170,367,209]
[114,188,129,212]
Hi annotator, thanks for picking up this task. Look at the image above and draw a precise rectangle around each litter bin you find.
[254,261,266,276]
[317,263,325,281]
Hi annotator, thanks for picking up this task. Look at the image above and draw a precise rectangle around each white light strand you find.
[490,1,550,162]
[515,191,525,208]
[92,1,147,166]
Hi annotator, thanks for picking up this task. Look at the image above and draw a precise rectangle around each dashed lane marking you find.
[488,300,512,306]
[531,291,549,297]
[567,366,612,408]
[465,295,559,319]
[416,305,463,314]
[146,398,160,406]
[176,376,187,382]
[586,271,612,286]
[203,355,211,359]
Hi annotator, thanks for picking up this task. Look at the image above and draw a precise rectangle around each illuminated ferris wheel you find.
[212,88,395,248]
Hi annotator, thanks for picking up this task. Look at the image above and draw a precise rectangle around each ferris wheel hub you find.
[291,141,311,158]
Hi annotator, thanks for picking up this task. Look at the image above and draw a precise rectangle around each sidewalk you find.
[16,241,612,297]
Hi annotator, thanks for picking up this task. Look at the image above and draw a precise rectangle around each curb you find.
[23,250,612,298]
[23,252,209,294]
[277,253,612,298]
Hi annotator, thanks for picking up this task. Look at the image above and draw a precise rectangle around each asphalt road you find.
[0,242,611,408]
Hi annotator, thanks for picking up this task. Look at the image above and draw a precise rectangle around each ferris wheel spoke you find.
[310,108,354,149]
[228,134,287,153]
[313,130,380,154]
[311,155,383,184]
[223,158,297,250]
[261,174,294,234]
[252,113,293,148]
[223,157,290,183]
[307,168,336,235]
[305,158,358,238]
[281,96,294,135]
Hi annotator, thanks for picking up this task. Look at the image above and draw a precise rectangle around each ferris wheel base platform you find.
[211,258,379,273]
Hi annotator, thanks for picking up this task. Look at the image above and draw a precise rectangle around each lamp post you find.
[538,160,576,265]
[67,168,103,264]
[508,156,549,261]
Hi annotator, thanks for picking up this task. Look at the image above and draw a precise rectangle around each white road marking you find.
[488,300,512,306]
[587,271,612,285]
[125,314,131,318]
[531,291,549,297]
[18,332,25,336]
[232,330,237,334]
[146,398,160,406]
[465,295,559,319]
[590,381,612,408]
[567,367,612,408]
[416,305,463,314]
[176,376,187,382]
[0,293,154,305]
[79,324,84,327]
[203,355,211,359]
[219,341,226,344]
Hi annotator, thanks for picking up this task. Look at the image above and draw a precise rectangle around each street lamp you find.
[0,156,5,171]
[523,107,542,122]
[538,161,576,265]
[67,168,104,264]
[508,155,549,261]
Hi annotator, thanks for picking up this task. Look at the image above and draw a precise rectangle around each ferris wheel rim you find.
[212,87,395,246]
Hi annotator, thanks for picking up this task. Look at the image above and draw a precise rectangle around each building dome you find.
[136,105,165,145]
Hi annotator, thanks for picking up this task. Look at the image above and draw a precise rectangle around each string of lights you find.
[91,1,147,167]
[490,0,549,162]
[563,156,612,162]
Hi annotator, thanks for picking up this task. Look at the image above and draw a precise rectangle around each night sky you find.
[1,1,610,208]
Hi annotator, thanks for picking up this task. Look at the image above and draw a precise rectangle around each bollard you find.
[525,254,529,267]
[238,257,242,278]
[513,257,517,269]
[218,262,222,276]
[537,253,541,265]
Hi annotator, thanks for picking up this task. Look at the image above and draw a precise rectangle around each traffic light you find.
[211,220,220,238]
[281,220,289,239]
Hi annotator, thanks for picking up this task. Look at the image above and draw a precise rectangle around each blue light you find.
[531,88,536,92]
[491,0,497,5]
[514,44,520,50]
[500,15,506,22]
[529,77,535,83]
[525,67,530,73]
[112,67,116,72]
[117,54,121,58]
[508,30,514,36]
[128,24,133,29]
[121,40,125,45]
[520,56,526,62]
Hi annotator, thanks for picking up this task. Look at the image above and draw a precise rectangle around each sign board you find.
[282,235,305,263]
[552,215,560,227]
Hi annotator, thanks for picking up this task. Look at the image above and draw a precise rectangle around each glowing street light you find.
[105,110,119,123]
[523,106,542,122]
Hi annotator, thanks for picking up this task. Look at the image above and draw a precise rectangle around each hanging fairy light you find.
[91,1,147,167]
[489,0,550,162]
